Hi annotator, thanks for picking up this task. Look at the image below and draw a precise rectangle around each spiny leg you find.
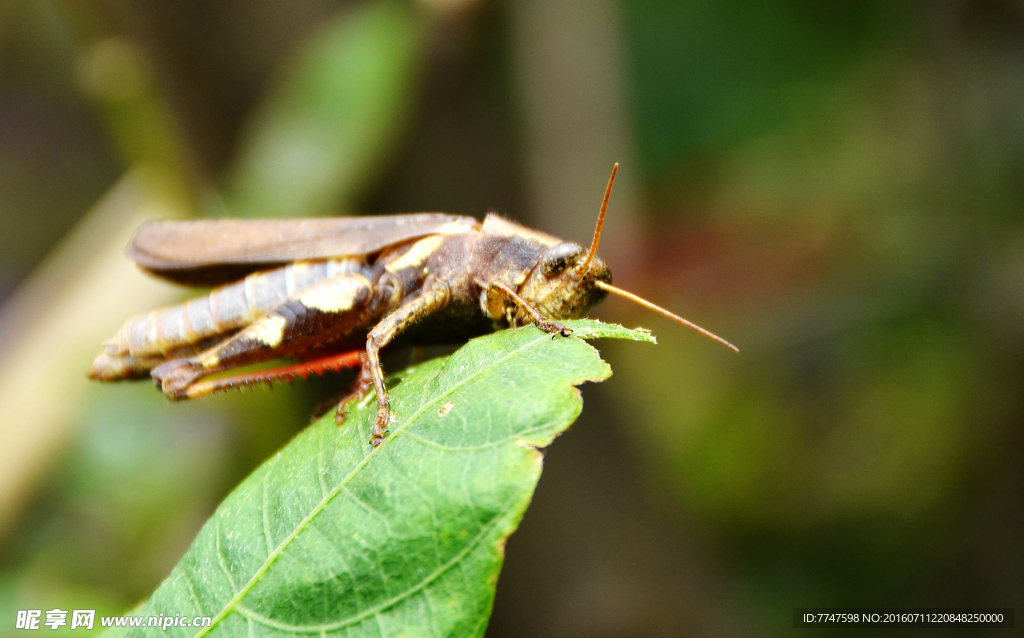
[179,350,365,400]
[363,280,451,447]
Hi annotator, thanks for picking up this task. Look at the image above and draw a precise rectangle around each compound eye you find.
[540,243,586,277]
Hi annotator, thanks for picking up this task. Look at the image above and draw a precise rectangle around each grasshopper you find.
[89,165,737,446]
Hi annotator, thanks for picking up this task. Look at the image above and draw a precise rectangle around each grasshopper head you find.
[519,242,611,319]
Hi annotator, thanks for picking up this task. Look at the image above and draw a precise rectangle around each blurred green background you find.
[1,0,1021,635]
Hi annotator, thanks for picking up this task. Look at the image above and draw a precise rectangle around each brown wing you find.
[127,214,480,286]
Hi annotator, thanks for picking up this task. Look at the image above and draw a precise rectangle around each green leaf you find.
[109,320,653,638]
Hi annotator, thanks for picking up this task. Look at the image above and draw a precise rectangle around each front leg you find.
[487,280,572,337]
[363,280,451,447]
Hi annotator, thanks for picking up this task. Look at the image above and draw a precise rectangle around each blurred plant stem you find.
[75,37,202,211]
[52,0,204,211]
[0,3,199,537]
[0,173,188,538]
[223,1,425,218]
[507,0,641,281]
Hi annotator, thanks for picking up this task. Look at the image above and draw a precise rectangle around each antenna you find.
[595,280,739,353]
[577,162,618,276]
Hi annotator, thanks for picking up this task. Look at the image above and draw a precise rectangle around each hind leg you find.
[173,349,366,401]
[329,355,374,424]
[152,273,373,399]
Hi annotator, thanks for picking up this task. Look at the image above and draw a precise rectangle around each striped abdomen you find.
[106,258,366,358]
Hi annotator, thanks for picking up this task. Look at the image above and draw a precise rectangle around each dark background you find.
[1,0,1022,635]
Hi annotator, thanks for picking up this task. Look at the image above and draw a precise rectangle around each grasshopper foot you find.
[537,319,572,337]
[369,404,392,447]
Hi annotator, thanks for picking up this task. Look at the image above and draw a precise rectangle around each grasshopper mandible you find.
[89,165,737,446]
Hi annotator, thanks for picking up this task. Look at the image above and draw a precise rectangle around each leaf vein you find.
[316,443,329,500]
[401,424,556,451]
[214,518,238,592]
[179,571,207,617]
[261,480,274,558]
[232,498,514,633]
[303,523,363,610]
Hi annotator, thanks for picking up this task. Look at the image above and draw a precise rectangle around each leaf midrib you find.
[189,328,555,638]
